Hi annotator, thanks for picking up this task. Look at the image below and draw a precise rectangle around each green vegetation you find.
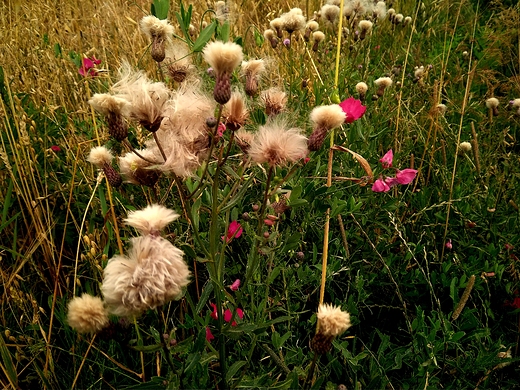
[1,0,519,388]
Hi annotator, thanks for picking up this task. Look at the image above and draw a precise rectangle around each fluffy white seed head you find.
[459,141,472,152]
[317,303,352,337]
[125,204,179,235]
[485,97,499,109]
[89,94,130,117]
[358,20,373,33]
[374,77,393,88]
[321,5,340,24]
[67,294,109,333]
[88,146,114,168]
[140,16,175,40]
[356,82,368,94]
[249,122,308,166]
[310,105,346,130]
[202,41,244,76]
[313,31,326,43]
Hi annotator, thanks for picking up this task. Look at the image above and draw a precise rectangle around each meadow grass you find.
[1,0,520,388]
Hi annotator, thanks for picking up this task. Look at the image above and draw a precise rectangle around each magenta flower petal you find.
[396,169,418,185]
[379,149,393,168]
[223,220,243,243]
[236,308,244,319]
[372,178,391,192]
[206,327,215,342]
[210,303,219,320]
[224,309,232,323]
[339,97,366,123]
[50,145,61,152]
[384,177,399,188]
[230,279,241,291]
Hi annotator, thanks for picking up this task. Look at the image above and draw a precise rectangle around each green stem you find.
[245,165,274,287]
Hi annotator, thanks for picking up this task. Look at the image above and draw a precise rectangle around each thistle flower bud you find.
[261,88,287,117]
[311,303,351,355]
[263,29,279,49]
[308,105,346,151]
[89,94,130,142]
[223,92,249,131]
[280,8,306,35]
[103,164,123,188]
[270,18,283,38]
[321,5,340,25]
[355,82,368,102]
[140,16,175,63]
[241,59,265,97]
[312,31,325,52]
[304,21,319,41]
[374,77,393,96]
[202,41,244,105]
[358,20,373,40]
[486,97,499,116]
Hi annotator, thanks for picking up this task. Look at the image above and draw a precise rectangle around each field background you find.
[1,0,520,389]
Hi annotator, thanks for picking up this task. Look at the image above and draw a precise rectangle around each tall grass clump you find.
[1,0,520,388]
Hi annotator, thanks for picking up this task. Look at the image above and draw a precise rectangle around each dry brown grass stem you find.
[71,334,96,390]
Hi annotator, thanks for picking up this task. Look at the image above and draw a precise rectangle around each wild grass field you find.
[1,0,519,388]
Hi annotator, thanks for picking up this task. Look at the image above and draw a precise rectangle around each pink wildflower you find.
[379,149,393,168]
[224,308,244,326]
[50,145,61,152]
[222,220,243,243]
[230,279,241,291]
[79,56,101,77]
[210,303,219,320]
[206,327,215,342]
[445,239,452,250]
[372,178,391,192]
[217,122,226,137]
[339,97,366,123]
[395,169,418,185]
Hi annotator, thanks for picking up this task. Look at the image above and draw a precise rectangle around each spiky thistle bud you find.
[241,59,265,97]
[486,97,499,116]
[260,88,287,117]
[311,303,351,355]
[264,29,278,49]
[358,20,373,40]
[89,94,130,142]
[304,21,319,41]
[312,31,325,52]
[202,41,244,105]
[355,82,368,102]
[223,92,249,131]
[140,16,175,63]
[269,18,283,38]
[308,105,346,151]
[88,146,123,187]
[374,77,393,96]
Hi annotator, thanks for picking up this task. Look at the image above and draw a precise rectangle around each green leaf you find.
[183,352,201,375]
[0,334,18,389]
[254,29,265,47]
[151,0,169,19]
[225,360,247,382]
[192,21,217,53]
[218,21,230,42]
[191,197,201,230]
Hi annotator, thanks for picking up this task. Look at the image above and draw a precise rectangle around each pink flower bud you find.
[230,279,241,291]
[372,178,391,192]
[264,219,274,226]
[445,239,452,250]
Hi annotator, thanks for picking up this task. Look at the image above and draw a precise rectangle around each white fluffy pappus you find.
[125,204,179,235]
[102,235,190,317]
